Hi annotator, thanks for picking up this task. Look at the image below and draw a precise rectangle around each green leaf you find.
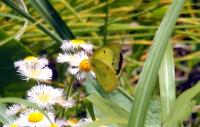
[84,78,132,112]
[85,118,126,127]
[84,78,161,127]
[29,0,75,40]
[1,0,62,43]
[84,99,96,121]
[163,82,200,127]
[0,29,34,96]
[0,104,14,124]
[158,43,176,122]
[127,0,185,127]
[145,99,161,127]
[87,94,129,120]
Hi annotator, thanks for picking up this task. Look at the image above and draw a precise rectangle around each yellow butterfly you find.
[90,44,122,92]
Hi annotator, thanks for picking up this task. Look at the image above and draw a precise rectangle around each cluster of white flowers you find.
[4,108,91,127]
[4,39,95,127]
[4,83,77,126]
[57,39,95,80]
[14,39,95,81]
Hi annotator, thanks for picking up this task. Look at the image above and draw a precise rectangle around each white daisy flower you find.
[61,39,93,53]
[48,119,68,127]
[66,118,92,127]
[57,51,95,80]
[56,97,75,109]
[5,104,26,116]
[57,53,75,64]
[27,85,64,108]
[17,109,54,127]
[3,120,20,127]
[14,56,52,81]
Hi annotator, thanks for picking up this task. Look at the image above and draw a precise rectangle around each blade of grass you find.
[127,0,185,127]
[29,0,75,40]
[158,43,176,123]
[102,0,109,45]
[0,20,40,48]
[117,87,134,102]
[164,82,200,127]
[60,0,102,45]
[175,51,200,61]
[14,0,28,40]
[0,13,24,21]
[84,100,96,121]
[0,104,14,124]
[80,0,114,14]
[1,0,62,43]
[85,118,127,127]
[87,94,129,120]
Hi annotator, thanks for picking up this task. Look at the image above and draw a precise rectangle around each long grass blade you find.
[164,82,200,127]
[158,43,176,122]
[102,0,109,45]
[29,0,75,40]
[127,1,185,127]
[14,0,28,40]
[59,0,102,45]
[1,0,62,43]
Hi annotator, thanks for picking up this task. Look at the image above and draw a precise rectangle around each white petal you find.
[27,85,64,108]
[5,104,26,116]
[81,44,93,53]
[18,109,54,127]
[14,57,52,81]
[35,67,52,81]
[68,67,79,75]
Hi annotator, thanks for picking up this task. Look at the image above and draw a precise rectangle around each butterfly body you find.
[91,44,122,92]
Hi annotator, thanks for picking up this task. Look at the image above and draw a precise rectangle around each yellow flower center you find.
[30,70,40,77]
[28,112,44,123]
[37,93,50,103]
[71,39,85,44]
[24,56,38,61]
[79,59,91,72]
[68,118,79,125]
[49,123,58,127]
[9,124,18,127]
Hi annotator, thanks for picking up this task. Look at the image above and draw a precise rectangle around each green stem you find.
[75,91,80,115]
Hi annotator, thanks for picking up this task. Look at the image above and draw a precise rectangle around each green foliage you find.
[0,104,14,124]
[128,1,185,127]
[29,0,75,40]
[84,78,161,127]
[0,0,200,126]
[164,82,200,127]
[1,0,62,43]
[0,29,34,97]
[84,100,96,121]
[86,94,128,126]
[159,43,176,122]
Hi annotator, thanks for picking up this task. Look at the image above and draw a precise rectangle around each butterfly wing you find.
[91,58,119,92]
[92,44,122,73]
